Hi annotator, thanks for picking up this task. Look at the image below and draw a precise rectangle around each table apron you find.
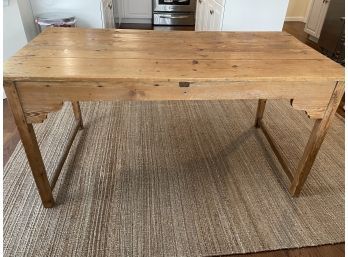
[13,80,338,123]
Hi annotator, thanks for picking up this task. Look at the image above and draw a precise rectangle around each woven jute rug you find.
[4,100,344,257]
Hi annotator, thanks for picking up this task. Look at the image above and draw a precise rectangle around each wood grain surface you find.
[4,28,344,82]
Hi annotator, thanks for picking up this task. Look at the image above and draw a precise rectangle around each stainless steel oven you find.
[153,0,196,25]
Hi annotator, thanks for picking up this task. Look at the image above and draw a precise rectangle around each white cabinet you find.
[196,0,223,31]
[206,0,224,31]
[114,0,152,23]
[304,0,330,39]
[123,0,152,19]
[101,0,115,28]
[195,0,205,31]
[4,0,29,61]
[196,0,289,32]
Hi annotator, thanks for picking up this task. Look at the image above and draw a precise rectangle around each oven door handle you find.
[159,14,191,19]
[162,0,188,3]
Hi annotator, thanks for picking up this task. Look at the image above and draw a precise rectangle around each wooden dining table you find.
[4,28,344,208]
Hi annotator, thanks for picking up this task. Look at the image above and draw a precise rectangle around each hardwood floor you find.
[221,243,344,257]
[3,99,20,166]
[3,22,344,256]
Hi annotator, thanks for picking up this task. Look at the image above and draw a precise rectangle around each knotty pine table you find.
[4,28,344,208]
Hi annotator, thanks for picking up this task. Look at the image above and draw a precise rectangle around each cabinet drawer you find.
[154,13,195,25]
[206,0,224,31]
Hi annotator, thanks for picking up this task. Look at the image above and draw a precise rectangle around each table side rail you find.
[13,80,337,123]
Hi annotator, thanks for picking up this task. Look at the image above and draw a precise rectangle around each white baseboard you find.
[308,35,319,43]
[285,16,306,22]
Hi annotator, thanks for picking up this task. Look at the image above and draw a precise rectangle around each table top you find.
[4,27,344,83]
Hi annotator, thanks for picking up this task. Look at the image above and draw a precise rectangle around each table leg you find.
[255,99,267,128]
[290,81,345,196]
[4,82,54,208]
[71,101,84,129]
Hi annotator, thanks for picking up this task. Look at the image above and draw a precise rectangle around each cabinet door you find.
[112,0,123,27]
[195,0,205,31]
[102,0,115,28]
[304,0,330,38]
[205,0,223,31]
[123,0,152,19]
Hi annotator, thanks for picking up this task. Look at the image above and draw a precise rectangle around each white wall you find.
[3,0,28,61]
[286,0,312,22]
[29,0,104,28]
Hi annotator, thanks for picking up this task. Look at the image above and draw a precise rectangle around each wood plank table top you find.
[4,27,344,82]
[3,28,345,208]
